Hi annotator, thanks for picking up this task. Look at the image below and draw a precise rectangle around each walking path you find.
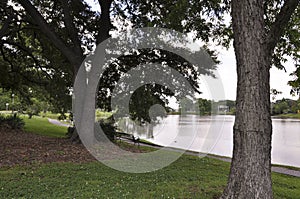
[127,138,300,178]
[271,166,300,177]
[205,154,300,178]
[47,118,70,127]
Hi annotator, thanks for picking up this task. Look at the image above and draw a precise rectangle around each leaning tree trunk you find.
[19,0,113,143]
[67,0,113,143]
[221,1,273,198]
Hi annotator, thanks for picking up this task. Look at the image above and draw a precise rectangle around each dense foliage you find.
[0,114,24,129]
[272,98,300,115]
[1,0,298,122]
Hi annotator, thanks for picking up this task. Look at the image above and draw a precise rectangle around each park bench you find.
[115,132,140,146]
[131,135,140,146]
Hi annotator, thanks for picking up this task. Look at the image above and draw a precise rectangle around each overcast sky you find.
[197,44,298,101]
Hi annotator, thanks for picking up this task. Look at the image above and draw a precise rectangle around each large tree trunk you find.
[221,1,273,198]
[69,0,113,143]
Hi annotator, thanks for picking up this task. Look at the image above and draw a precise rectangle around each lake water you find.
[122,115,300,168]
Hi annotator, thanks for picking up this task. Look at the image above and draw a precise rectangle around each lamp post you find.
[11,93,15,114]
[6,103,9,111]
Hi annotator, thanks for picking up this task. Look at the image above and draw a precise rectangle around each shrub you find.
[58,114,67,121]
[0,114,25,129]
[66,118,117,143]
[66,126,80,143]
[98,118,117,142]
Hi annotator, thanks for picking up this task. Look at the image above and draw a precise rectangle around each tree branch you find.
[266,0,299,52]
[0,9,14,39]
[96,0,113,44]
[2,40,53,80]
[59,0,83,57]
[1,41,51,87]
[17,0,83,68]
[0,44,15,72]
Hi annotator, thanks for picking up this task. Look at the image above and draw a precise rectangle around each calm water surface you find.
[134,115,300,168]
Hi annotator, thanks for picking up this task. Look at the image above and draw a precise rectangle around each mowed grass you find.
[272,173,300,198]
[0,156,229,198]
[22,116,67,138]
[0,155,299,198]
[1,115,300,198]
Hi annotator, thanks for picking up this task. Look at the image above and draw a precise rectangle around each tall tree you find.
[1,0,226,125]
[0,0,97,112]
[221,0,299,198]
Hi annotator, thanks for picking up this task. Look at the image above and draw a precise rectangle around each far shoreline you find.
[271,113,300,119]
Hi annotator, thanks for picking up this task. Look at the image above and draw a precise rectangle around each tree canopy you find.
[1,1,299,112]
[0,0,229,121]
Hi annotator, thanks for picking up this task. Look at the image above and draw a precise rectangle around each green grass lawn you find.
[0,156,229,198]
[95,109,112,120]
[0,155,299,198]
[1,115,299,198]
[22,116,68,138]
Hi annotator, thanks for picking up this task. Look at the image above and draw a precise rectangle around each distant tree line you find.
[178,97,300,116]
[178,98,236,115]
[272,98,300,115]
[0,89,61,119]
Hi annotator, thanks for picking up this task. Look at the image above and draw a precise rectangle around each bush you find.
[66,118,117,143]
[66,126,80,143]
[98,118,117,142]
[57,113,68,121]
[0,114,25,129]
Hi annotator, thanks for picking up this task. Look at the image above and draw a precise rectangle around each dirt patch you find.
[0,126,147,168]
[0,125,96,167]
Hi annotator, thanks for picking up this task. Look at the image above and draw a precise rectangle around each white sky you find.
[85,0,299,102]
[198,44,298,101]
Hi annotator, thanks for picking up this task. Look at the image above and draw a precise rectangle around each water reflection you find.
[116,115,300,168]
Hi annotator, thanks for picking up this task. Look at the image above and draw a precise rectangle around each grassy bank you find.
[273,113,300,119]
[0,155,299,198]
[22,116,67,138]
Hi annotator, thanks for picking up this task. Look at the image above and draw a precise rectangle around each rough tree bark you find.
[221,0,299,198]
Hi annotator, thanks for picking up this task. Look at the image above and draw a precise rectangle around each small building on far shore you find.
[218,105,229,113]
